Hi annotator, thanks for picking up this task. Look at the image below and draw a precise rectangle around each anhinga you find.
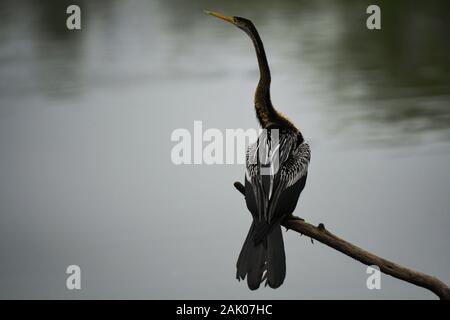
[206,11,311,290]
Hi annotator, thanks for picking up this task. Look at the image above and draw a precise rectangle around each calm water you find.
[0,0,449,299]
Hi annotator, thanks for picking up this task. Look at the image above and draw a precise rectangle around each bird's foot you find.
[283,215,304,232]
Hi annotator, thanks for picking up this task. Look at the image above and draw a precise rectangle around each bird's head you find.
[204,10,255,34]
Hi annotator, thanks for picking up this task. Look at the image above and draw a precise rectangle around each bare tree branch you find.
[233,181,450,300]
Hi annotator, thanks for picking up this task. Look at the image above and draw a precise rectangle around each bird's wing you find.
[266,141,311,222]
[245,139,268,221]
[246,133,310,223]
[281,142,311,188]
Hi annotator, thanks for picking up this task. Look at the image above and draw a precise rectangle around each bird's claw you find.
[284,215,304,232]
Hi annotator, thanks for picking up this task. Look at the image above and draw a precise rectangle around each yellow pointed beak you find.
[204,10,235,25]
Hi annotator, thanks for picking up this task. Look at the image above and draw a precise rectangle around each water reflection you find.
[1,0,449,143]
[319,0,450,142]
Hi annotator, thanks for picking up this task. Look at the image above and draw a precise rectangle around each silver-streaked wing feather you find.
[245,133,309,222]
[265,141,310,222]
[281,142,311,188]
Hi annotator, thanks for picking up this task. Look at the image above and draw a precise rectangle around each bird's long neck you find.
[246,26,279,128]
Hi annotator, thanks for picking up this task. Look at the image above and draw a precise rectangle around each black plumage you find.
[206,11,311,289]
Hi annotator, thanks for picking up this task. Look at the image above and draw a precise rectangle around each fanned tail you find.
[236,220,286,290]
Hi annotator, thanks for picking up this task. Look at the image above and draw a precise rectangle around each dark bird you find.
[206,11,311,290]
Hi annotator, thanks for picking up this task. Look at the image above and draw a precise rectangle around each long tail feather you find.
[236,221,286,290]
